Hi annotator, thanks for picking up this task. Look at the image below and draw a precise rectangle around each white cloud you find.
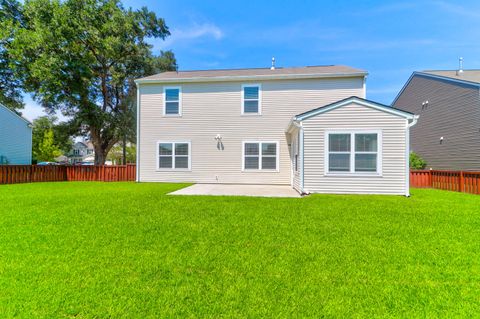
[433,1,480,19]
[173,23,224,41]
[21,96,46,122]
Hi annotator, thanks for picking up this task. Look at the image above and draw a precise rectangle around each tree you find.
[35,129,62,162]
[107,143,136,164]
[5,0,177,164]
[32,116,73,161]
[410,152,427,170]
[0,0,24,111]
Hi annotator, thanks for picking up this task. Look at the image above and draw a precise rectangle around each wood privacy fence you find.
[410,170,480,195]
[0,164,136,184]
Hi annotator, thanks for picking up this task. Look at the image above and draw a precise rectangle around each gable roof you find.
[391,70,480,106]
[135,65,367,84]
[295,96,415,122]
[0,103,31,125]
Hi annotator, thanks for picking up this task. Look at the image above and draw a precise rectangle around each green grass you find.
[0,182,480,318]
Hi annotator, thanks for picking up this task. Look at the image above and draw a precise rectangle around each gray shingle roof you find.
[422,70,480,85]
[136,65,367,82]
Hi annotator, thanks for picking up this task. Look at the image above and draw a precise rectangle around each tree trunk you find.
[94,146,107,165]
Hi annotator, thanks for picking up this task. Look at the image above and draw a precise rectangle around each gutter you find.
[134,72,368,85]
[405,115,419,197]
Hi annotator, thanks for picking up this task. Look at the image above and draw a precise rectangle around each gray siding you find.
[0,106,32,164]
[139,77,364,184]
[302,102,408,195]
[393,74,480,171]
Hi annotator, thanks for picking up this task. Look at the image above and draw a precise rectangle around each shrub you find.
[410,152,427,169]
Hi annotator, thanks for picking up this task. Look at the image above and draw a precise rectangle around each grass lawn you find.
[1,182,480,318]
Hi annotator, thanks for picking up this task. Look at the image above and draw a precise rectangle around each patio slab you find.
[169,184,302,198]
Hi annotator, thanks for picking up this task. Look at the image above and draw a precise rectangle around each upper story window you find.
[164,87,181,116]
[242,84,261,115]
[326,131,381,175]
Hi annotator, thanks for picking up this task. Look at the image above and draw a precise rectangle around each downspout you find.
[136,82,140,182]
[299,123,306,194]
[405,115,419,196]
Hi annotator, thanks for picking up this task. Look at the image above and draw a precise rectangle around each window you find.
[243,141,278,171]
[242,84,261,114]
[157,142,190,170]
[326,131,381,175]
[164,87,181,116]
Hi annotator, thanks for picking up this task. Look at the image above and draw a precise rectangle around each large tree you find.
[0,0,24,111]
[5,0,177,164]
[32,116,74,162]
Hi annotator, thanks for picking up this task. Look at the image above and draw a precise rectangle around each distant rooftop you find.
[136,65,367,83]
[421,70,480,85]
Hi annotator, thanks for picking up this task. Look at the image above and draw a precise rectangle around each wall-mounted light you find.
[440,136,444,144]
[214,134,222,141]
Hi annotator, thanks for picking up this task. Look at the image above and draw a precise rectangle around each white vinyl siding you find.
[302,102,407,195]
[163,86,181,116]
[138,77,364,184]
[156,141,191,170]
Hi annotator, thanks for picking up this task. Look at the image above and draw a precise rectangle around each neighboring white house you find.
[0,104,32,164]
[68,141,94,164]
[135,65,418,195]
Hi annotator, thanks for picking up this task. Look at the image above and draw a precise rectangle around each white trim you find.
[136,83,140,182]
[404,115,419,196]
[241,83,262,115]
[156,141,191,171]
[241,140,279,172]
[163,86,182,116]
[324,130,383,177]
[299,126,304,192]
[135,72,368,85]
[295,97,415,122]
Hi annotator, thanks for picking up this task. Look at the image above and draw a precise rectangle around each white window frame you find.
[324,130,382,176]
[242,141,279,172]
[156,141,191,171]
[241,84,262,115]
[163,86,182,116]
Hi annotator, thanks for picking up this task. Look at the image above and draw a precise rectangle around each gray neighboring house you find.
[68,141,94,164]
[135,65,417,195]
[0,104,32,164]
[393,68,480,171]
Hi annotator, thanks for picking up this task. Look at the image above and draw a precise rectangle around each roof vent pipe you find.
[457,57,464,75]
[271,57,275,70]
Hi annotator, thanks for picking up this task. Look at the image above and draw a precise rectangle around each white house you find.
[135,65,418,196]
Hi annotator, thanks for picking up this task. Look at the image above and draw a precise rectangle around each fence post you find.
[459,171,464,193]
[428,170,433,188]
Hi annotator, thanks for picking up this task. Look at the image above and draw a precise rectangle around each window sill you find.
[156,168,191,172]
[163,114,182,117]
[241,113,262,116]
[242,169,279,173]
[324,172,382,177]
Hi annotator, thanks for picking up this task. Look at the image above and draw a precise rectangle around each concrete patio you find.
[169,184,302,198]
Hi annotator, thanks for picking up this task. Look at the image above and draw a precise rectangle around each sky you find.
[22,0,480,121]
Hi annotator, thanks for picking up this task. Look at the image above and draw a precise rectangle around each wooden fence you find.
[410,170,480,195]
[0,164,136,184]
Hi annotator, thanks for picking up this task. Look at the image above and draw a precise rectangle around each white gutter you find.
[405,115,419,196]
[136,82,140,182]
[135,72,368,85]
[299,123,305,194]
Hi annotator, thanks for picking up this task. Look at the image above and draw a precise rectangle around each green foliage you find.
[410,151,427,169]
[0,0,24,111]
[4,0,176,163]
[1,183,480,317]
[35,129,62,161]
[32,116,73,161]
[107,143,136,164]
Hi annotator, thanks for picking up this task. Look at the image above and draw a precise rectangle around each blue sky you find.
[22,0,480,121]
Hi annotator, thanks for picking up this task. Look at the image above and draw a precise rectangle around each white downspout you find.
[299,123,306,194]
[405,115,419,196]
[136,82,141,182]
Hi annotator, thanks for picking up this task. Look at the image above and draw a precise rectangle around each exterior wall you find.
[0,106,32,164]
[393,74,480,171]
[290,129,302,192]
[302,102,408,195]
[139,77,364,184]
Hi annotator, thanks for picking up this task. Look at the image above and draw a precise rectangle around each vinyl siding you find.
[302,102,408,195]
[393,74,480,171]
[139,77,364,184]
[0,106,32,164]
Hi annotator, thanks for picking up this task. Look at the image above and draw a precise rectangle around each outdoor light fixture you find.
[215,134,222,141]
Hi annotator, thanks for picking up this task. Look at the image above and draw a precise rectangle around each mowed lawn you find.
[1,183,480,318]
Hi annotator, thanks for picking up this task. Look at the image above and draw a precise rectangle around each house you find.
[68,141,94,164]
[0,104,32,164]
[135,65,417,195]
[392,66,480,171]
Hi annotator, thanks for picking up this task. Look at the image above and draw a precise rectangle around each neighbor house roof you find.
[0,103,31,125]
[135,65,367,84]
[391,70,480,106]
[286,96,416,132]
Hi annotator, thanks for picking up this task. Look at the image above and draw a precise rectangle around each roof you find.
[287,96,416,132]
[421,69,480,85]
[136,65,367,84]
[0,103,31,125]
